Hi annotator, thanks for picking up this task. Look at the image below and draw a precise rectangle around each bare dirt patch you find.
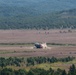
[0,46,76,58]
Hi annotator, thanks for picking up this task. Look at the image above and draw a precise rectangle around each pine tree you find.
[68,64,76,75]
[61,70,67,75]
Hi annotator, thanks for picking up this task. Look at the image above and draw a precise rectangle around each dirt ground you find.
[0,29,76,57]
[0,46,76,57]
[0,29,76,44]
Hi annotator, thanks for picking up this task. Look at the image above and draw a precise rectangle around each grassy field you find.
[0,29,76,44]
[3,59,76,72]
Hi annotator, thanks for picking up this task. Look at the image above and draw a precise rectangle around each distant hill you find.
[0,0,76,29]
[0,0,76,16]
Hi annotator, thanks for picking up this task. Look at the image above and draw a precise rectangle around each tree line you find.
[0,64,76,75]
[26,56,75,66]
[0,9,76,29]
[0,57,24,68]
[0,56,75,68]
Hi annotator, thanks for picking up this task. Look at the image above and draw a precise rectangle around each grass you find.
[0,59,75,72]
[25,59,76,71]
[4,59,76,71]
[67,59,76,64]
[31,62,68,70]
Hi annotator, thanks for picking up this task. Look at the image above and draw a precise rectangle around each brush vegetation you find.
[0,57,75,75]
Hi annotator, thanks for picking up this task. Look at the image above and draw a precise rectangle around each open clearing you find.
[0,29,76,57]
[0,29,76,44]
[0,46,76,57]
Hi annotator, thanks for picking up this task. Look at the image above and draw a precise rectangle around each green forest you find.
[0,0,76,29]
[0,56,74,68]
[1,64,76,75]
[0,9,76,29]
[0,57,76,75]
[0,64,76,75]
